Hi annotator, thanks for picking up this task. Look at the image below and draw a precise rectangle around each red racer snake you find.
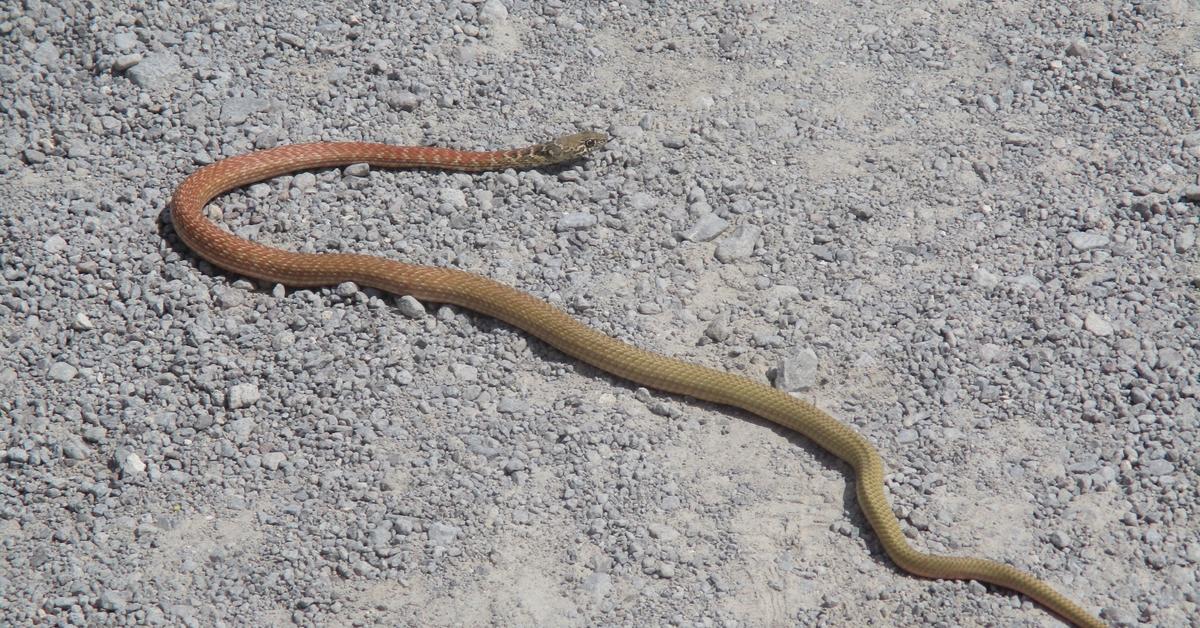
[170,132,1104,627]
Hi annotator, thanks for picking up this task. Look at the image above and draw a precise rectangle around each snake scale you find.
[170,132,1104,627]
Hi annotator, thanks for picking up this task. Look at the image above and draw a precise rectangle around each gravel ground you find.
[2,1,1199,626]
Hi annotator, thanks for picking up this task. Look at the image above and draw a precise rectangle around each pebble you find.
[556,212,597,230]
[676,213,729,242]
[220,97,269,125]
[479,0,509,24]
[99,590,128,612]
[292,172,317,191]
[48,362,77,382]
[1084,312,1114,336]
[648,523,679,541]
[1144,460,1174,476]
[115,449,146,476]
[703,312,731,342]
[1067,231,1110,251]
[628,192,657,213]
[714,225,760,262]
[583,572,611,597]
[774,348,819,392]
[397,295,426,318]
[972,267,1000,289]
[227,383,261,409]
[125,52,181,89]
[262,452,287,470]
[427,522,460,546]
[44,234,68,253]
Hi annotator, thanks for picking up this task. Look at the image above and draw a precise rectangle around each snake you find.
[169,132,1104,627]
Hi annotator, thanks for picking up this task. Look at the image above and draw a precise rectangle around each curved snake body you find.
[170,133,1103,628]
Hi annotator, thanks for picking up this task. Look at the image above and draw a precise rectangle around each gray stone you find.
[99,590,128,612]
[677,213,729,242]
[556,212,597,230]
[220,97,269,125]
[1084,312,1113,336]
[427,522,460,546]
[126,52,182,89]
[48,362,78,382]
[582,572,611,597]
[775,348,819,392]
[1144,459,1174,476]
[479,0,509,24]
[227,383,261,409]
[972,267,1000,289]
[648,523,679,541]
[1067,232,1109,251]
[704,312,731,342]
[397,295,426,318]
[715,225,760,262]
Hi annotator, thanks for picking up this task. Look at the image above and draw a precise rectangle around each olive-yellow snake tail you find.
[170,132,1104,627]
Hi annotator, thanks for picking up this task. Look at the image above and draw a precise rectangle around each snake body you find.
[170,133,1103,627]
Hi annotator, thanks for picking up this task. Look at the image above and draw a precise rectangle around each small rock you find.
[1144,459,1174,476]
[125,52,181,89]
[48,362,78,382]
[113,32,138,51]
[44,234,68,253]
[714,225,760,262]
[497,396,529,413]
[1048,530,1071,549]
[1183,185,1200,202]
[219,97,269,125]
[676,213,728,242]
[227,383,261,409]
[556,212,597,231]
[775,348,819,392]
[33,41,60,66]
[397,295,426,318]
[344,163,370,177]
[479,0,508,24]
[648,523,679,541]
[1175,229,1195,253]
[292,172,316,191]
[262,452,286,470]
[704,312,731,342]
[628,192,656,212]
[115,449,146,476]
[112,54,142,72]
[1067,231,1109,251]
[972,267,1000,289]
[582,572,611,597]
[1083,312,1113,337]
[99,590,128,612]
[427,522,460,546]
[662,136,688,149]
[63,440,90,460]
[386,91,420,112]
[1065,40,1090,58]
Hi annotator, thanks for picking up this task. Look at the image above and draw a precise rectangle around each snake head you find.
[535,131,609,163]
